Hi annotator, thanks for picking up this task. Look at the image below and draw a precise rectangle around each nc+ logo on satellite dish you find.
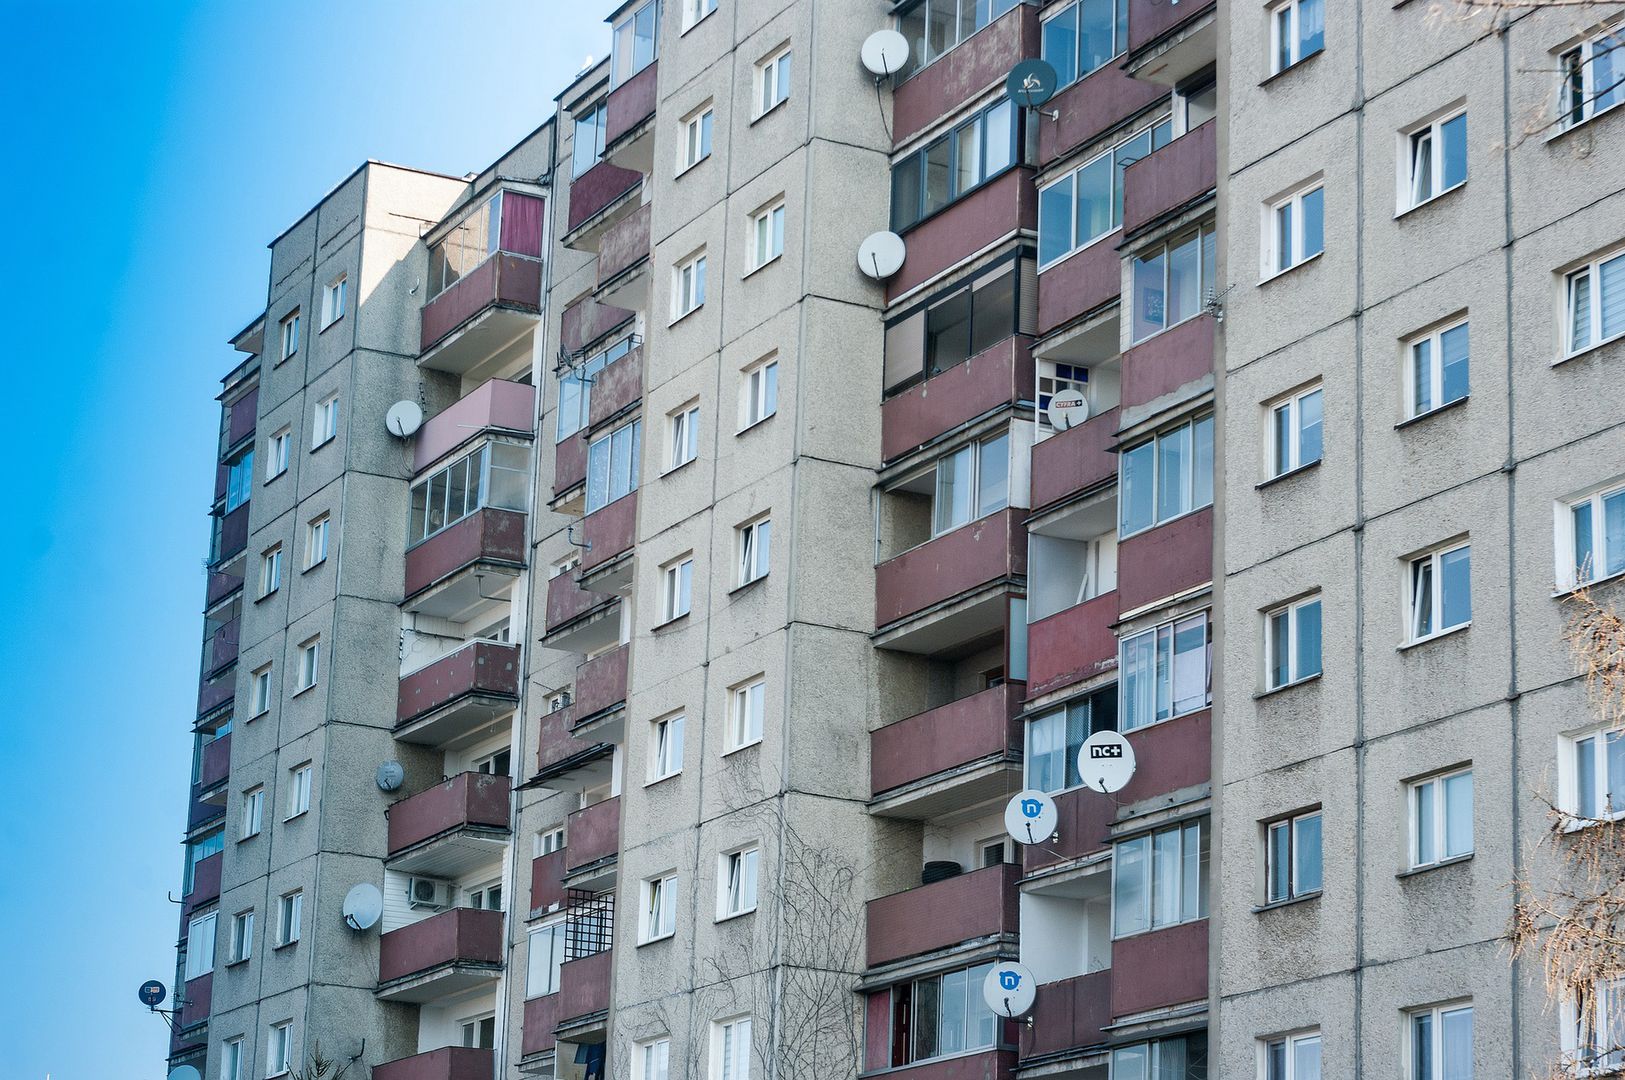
[1020,797,1044,819]
[999,970,1023,991]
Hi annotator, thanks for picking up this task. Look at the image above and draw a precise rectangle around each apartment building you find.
[163,3,1625,1080]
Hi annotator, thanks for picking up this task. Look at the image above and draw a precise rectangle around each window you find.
[1263,1031,1322,1080]
[1403,110,1467,211]
[428,192,504,297]
[1559,28,1625,131]
[1132,223,1217,342]
[259,545,282,598]
[1411,768,1473,868]
[1119,414,1215,536]
[1565,246,1625,356]
[572,101,607,178]
[740,358,778,430]
[1266,184,1324,278]
[897,0,1021,78]
[295,638,320,692]
[229,910,254,964]
[407,441,530,545]
[715,1016,754,1080]
[1406,319,1470,419]
[269,1021,294,1076]
[638,1038,672,1080]
[1270,0,1324,74]
[1038,117,1172,267]
[1113,819,1209,936]
[287,763,312,818]
[680,105,714,172]
[682,0,716,31]
[320,275,346,328]
[313,395,338,448]
[1407,542,1471,643]
[185,912,217,979]
[475,746,511,776]
[1264,810,1323,903]
[537,827,566,856]
[1409,1003,1472,1080]
[885,963,998,1066]
[1026,684,1118,794]
[650,712,685,782]
[1268,386,1323,478]
[612,0,659,87]
[526,921,566,998]
[557,334,635,441]
[729,677,765,751]
[276,891,302,946]
[748,201,785,270]
[251,665,272,716]
[1565,482,1625,587]
[459,1015,496,1050]
[891,98,1019,232]
[1568,725,1625,822]
[674,252,707,319]
[755,47,791,117]
[661,556,693,623]
[668,403,699,471]
[586,419,642,513]
[1565,977,1625,1073]
[719,847,759,919]
[884,256,1032,391]
[1175,72,1219,135]
[304,514,329,569]
[1037,360,1088,422]
[184,829,224,893]
[737,517,771,587]
[267,429,290,480]
[640,872,678,942]
[467,881,503,910]
[1112,1034,1209,1080]
[223,1037,244,1080]
[929,432,1009,536]
[224,448,255,512]
[1120,611,1211,731]
[242,787,264,838]
[280,311,300,361]
[1265,596,1322,690]
[1041,0,1129,89]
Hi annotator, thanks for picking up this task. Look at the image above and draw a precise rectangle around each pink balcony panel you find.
[561,295,635,355]
[567,159,642,234]
[1026,590,1120,699]
[1120,315,1215,412]
[188,792,225,830]
[197,670,234,718]
[414,379,536,473]
[1021,970,1111,1059]
[530,850,568,916]
[215,503,250,563]
[545,570,609,633]
[206,567,244,606]
[226,386,259,448]
[1111,919,1208,1017]
[420,254,543,354]
[558,948,612,1023]
[569,643,629,724]
[876,508,1026,629]
[586,347,643,430]
[881,337,1035,462]
[379,907,505,985]
[373,1047,495,1080]
[204,616,240,676]
[1122,121,1216,237]
[889,170,1036,301]
[873,1049,1017,1080]
[179,973,211,1029]
[866,862,1021,968]
[186,853,221,911]
[605,61,657,147]
[894,5,1036,145]
[404,508,527,599]
[1029,406,1120,511]
[564,797,620,873]
[387,772,511,856]
[499,192,546,258]
[1038,63,1167,168]
[396,640,521,726]
[1128,0,1217,54]
[1037,233,1122,335]
[198,733,231,789]
[554,433,588,496]
[580,493,637,575]
[871,682,1025,795]
[598,203,651,291]
[522,994,560,1055]
[1117,506,1212,612]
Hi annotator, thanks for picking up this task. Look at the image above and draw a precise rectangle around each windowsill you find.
[637,932,674,948]
[264,472,286,486]
[1398,621,1470,651]
[302,559,326,575]
[1395,180,1466,220]
[715,906,756,924]
[318,315,344,333]
[272,940,297,952]
[722,738,762,758]
[226,957,250,969]
[729,574,767,598]
[1395,394,1469,430]
[1554,330,1625,367]
[1252,890,1321,914]
[292,683,316,697]
[237,832,259,844]
[1254,671,1323,699]
[1259,47,1324,89]
[1397,853,1472,878]
[1259,249,1324,286]
[645,770,681,789]
[1255,458,1321,490]
[749,98,787,126]
[742,253,782,280]
[662,457,697,478]
[310,437,335,453]
[651,613,690,634]
[896,160,1024,238]
[1546,98,1623,144]
[668,304,703,329]
[675,153,710,178]
[250,709,269,722]
[256,589,278,604]
[284,810,308,823]
[736,413,775,437]
[1553,567,1625,599]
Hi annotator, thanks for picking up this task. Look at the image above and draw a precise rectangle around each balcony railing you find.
[554,433,588,497]
[1110,919,1208,1016]
[889,170,1035,301]
[373,1047,495,1080]
[1020,970,1111,1060]
[225,386,258,449]
[198,734,231,790]
[203,616,240,676]
[586,345,644,431]
[580,494,637,578]
[1030,407,1119,511]
[387,772,511,856]
[1037,63,1165,170]
[566,160,643,239]
[404,507,527,601]
[545,570,612,636]
[560,295,634,356]
[413,379,536,474]
[1026,590,1119,699]
[1037,230,1123,336]
[893,5,1035,145]
[396,640,521,731]
[419,253,544,368]
[1121,120,1216,238]
[537,646,628,777]
[1120,314,1215,412]
[866,863,1020,968]
[522,993,560,1056]
[870,682,1024,811]
[206,565,243,607]
[530,850,568,917]
[603,60,657,170]
[1127,0,1217,57]
[876,508,1026,631]
[212,503,250,565]
[178,972,212,1030]
[596,203,651,307]
[378,906,505,987]
[1117,506,1212,613]
[185,853,221,910]
[881,337,1034,463]
[557,948,612,1026]
[564,797,620,874]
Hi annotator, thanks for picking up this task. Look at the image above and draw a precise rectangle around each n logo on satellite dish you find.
[983,962,1038,1019]
[1004,789,1059,846]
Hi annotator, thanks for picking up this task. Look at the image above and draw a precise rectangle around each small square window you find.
[1404,319,1470,420]
[1267,385,1323,478]
[1563,976,1625,1072]
[640,872,678,943]
[755,47,791,118]
[229,910,254,964]
[649,712,685,782]
[267,429,291,480]
[321,274,347,329]
[668,403,700,471]
[1407,542,1471,643]
[713,1016,754,1080]
[1562,482,1625,589]
[718,846,759,919]
[1264,809,1322,903]
[660,556,693,623]
[1558,29,1625,132]
[680,104,714,172]
[637,1037,673,1080]
[1410,767,1473,868]
[1563,246,1625,357]
[242,787,265,838]
[295,637,320,692]
[1262,1030,1322,1080]
[305,514,330,569]
[1565,725,1625,823]
[740,358,778,431]
[1401,110,1467,211]
[276,892,303,947]
[251,665,273,717]
[728,677,766,751]
[674,252,707,320]
[1264,595,1322,690]
[1408,1002,1472,1080]
[1269,0,1324,75]
[279,312,300,361]
[287,762,313,818]
[736,517,771,587]
[1265,183,1324,278]
[748,201,785,271]
[313,395,339,448]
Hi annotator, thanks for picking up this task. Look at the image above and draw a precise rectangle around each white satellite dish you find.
[386,400,424,438]
[983,962,1038,1018]
[1077,730,1136,794]
[375,761,405,792]
[1047,388,1090,431]
[343,882,384,931]
[1004,789,1059,846]
[857,231,907,280]
[169,1067,203,1080]
[860,29,910,78]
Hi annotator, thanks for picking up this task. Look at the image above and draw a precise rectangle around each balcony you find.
[373,1047,495,1080]
[413,379,536,474]
[1122,121,1216,240]
[395,640,521,747]
[1120,315,1214,413]
[1037,63,1165,170]
[403,508,527,618]
[554,433,588,499]
[556,948,612,1029]
[206,565,244,607]
[377,906,504,1002]
[894,4,1035,145]
[579,493,637,588]
[1117,506,1212,613]
[1037,232,1123,336]
[543,572,619,654]
[522,993,560,1057]
[202,616,240,677]
[870,682,1025,819]
[586,346,644,431]
[185,852,221,911]
[1030,407,1119,512]
[1026,591,1119,699]
[874,508,1026,652]
[212,503,250,565]
[198,733,231,793]
[889,170,1035,301]
[596,202,651,311]
[224,385,258,449]
[868,1049,1017,1080]
[1110,919,1208,1016]
[565,160,643,250]
[564,797,620,878]
[196,666,234,719]
[560,295,635,357]
[536,646,626,788]
[568,644,630,727]
[1020,970,1111,1061]
[178,972,211,1030]
[530,849,568,917]
[386,772,511,875]
[1124,0,1217,84]
[419,255,544,376]
[603,60,657,173]
[866,863,1020,968]
[882,337,1034,464]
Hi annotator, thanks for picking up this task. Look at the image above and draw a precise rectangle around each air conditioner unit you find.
[407,877,453,911]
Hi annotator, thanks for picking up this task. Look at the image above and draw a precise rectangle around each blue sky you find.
[0,3,603,1075]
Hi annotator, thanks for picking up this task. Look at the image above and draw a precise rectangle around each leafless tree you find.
[287,1042,358,1080]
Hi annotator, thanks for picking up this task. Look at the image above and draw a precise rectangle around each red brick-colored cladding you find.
[865,862,1021,967]
[198,733,231,789]
[1128,0,1216,54]
[1116,506,1212,612]
[396,641,521,725]
[560,295,635,355]
[1037,62,1167,168]
[554,433,588,496]
[215,502,250,563]
[545,569,606,632]
[413,378,536,474]
[374,1047,496,1080]
[566,159,642,234]
[387,772,511,856]
[1029,406,1119,511]
[1021,969,1111,1058]
[586,347,643,430]
[881,336,1035,463]
[564,797,621,873]
[1025,708,1211,872]
[871,682,1026,795]
[522,994,560,1056]
[186,853,222,911]
[1121,120,1216,237]
[1025,590,1119,699]
[197,670,234,719]
[605,61,657,146]
[378,907,504,984]
[598,202,650,292]
[557,948,612,1022]
[206,566,244,607]
[866,1049,1018,1080]
[404,508,527,598]
[204,616,240,676]
[580,493,637,575]
[888,169,1036,301]
[420,254,542,353]
[569,644,629,725]
[1111,918,1208,1016]
[893,5,1036,146]
[1120,315,1215,412]
[179,972,211,1029]
[530,850,568,917]
[227,386,259,447]
[875,508,1026,629]
[1036,232,1122,336]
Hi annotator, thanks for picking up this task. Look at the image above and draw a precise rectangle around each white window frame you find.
[1563,245,1625,358]
[736,517,770,587]
[640,872,678,943]
[1261,1029,1323,1080]
[320,274,347,329]
[267,429,291,481]
[673,251,707,321]
[1264,809,1322,904]
[185,911,217,979]
[1562,724,1625,823]
[1269,0,1324,75]
[1404,317,1470,420]
[223,1036,245,1080]
[637,1037,673,1080]
[717,846,760,920]
[242,786,265,838]
[1267,385,1324,479]
[660,556,694,624]
[1119,611,1211,731]
[269,1020,294,1077]
[1117,414,1215,538]
[526,919,567,998]
[276,891,302,947]
[668,402,700,471]
[1400,108,1467,213]
[679,104,714,172]
[681,0,717,31]
[251,665,273,717]
[713,1016,754,1080]
[1558,28,1625,132]
[1406,541,1472,644]
[1264,181,1325,279]
[305,514,329,569]
[747,200,786,272]
[279,312,300,361]
[260,545,282,598]
[1407,1002,1473,1080]
[287,762,313,819]
[1559,481,1625,590]
[728,677,765,752]
[1561,976,1625,1074]
[1037,116,1173,270]
[230,909,254,964]
[295,637,320,693]
[649,711,685,783]
[739,357,778,431]
[313,395,338,449]
[1409,766,1474,869]
[754,47,791,119]
[1264,595,1322,691]
[1111,818,1208,938]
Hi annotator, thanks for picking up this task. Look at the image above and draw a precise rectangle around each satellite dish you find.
[860,30,910,77]
[169,1067,202,1080]
[343,882,384,931]
[375,761,405,792]
[857,231,907,280]
[982,962,1038,1018]
[137,980,167,1007]
[1047,388,1090,431]
[1005,59,1060,109]
[386,400,423,438]
[1004,789,1059,846]
[1077,731,1136,794]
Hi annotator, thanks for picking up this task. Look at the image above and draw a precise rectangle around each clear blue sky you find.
[0,3,603,1075]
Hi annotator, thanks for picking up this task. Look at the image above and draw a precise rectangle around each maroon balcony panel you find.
[570,644,629,724]
[598,203,651,291]
[545,570,606,633]
[530,850,568,916]
[1038,64,1167,168]
[499,193,546,258]
[586,347,644,431]
[397,641,521,726]
[206,567,244,607]
[197,671,234,718]
[889,170,1036,301]
[864,991,891,1072]
[1026,590,1120,699]
[558,948,612,1022]
[1110,919,1208,1017]
[522,993,560,1055]
[1120,315,1215,412]
[564,797,621,873]
[205,616,240,675]
[881,337,1035,462]
[560,295,635,356]
[387,772,511,855]
[567,160,642,234]
[215,503,250,564]
[405,508,528,598]
[876,508,1026,629]
[226,387,259,449]
[1117,507,1212,612]
[1128,0,1217,54]
[198,733,231,789]
[606,59,657,145]
[179,973,212,1029]
[414,379,536,473]
[872,1049,1017,1080]
[1122,121,1216,237]
[188,792,225,830]
[554,433,588,496]
[378,907,505,984]
[1020,970,1111,1059]
[1029,406,1120,511]
[536,704,574,775]
[186,853,222,910]
[866,862,1021,968]
[420,254,543,354]
[1037,234,1122,336]
[373,1047,496,1080]
[871,682,1025,795]
[894,6,1037,145]
[580,493,637,575]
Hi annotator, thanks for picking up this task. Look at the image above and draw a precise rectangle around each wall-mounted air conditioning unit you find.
[407,877,454,911]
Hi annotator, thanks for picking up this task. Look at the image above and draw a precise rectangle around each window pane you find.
[1600,252,1625,341]
[1301,187,1325,259]
[1440,546,1471,629]
[1172,616,1207,714]
[935,446,974,533]
[955,122,981,194]
[969,267,1016,356]
[1267,1042,1287,1080]
[587,435,611,512]
[1076,154,1115,245]
[892,154,922,230]
[1269,611,1291,689]
[1444,771,1473,857]
[1605,491,1625,577]
[1441,1008,1472,1080]
[1079,0,1118,74]
[1043,4,1078,86]
[1441,113,1467,190]
[1413,1012,1435,1080]
[1411,130,1435,204]
[1412,557,1435,638]
[938,968,968,1055]
[1113,836,1149,935]
[1439,324,1469,405]
[1132,248,1167,341]
[1295,1036,1322,1080]
[1570,269,1594,352]
[1181,821,1205,920]
[926,289,974,373]
[1121,629,1157,730]
[1039,176,1076,265]
[1297,599,1323,678]
[984,101,1013,176]
[1156,421,1190,522]
[1412,339,1435,414]
[924,138,952,216]
[1276,202,1294,272]
[1577,735,1598,818]
[1193,415,1214,509]
[1416,781,1437,865]
[1608,730,1625,813]
[1574,501,1597,583]
[1151,827,1181,927]
[1298,0,1324,58]
[1120,440,1156,535]
[914,976,941,1061]
[1298,389,1323,465]
[1166,230,1202,326]
[1267,821,1290,902]
[977,435,1010,516]
[1273,403,1294,476]
[1295,814,1322,893]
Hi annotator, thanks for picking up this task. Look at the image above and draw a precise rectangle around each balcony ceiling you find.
[419,306,539,378]
[404,564,519,621]
[393,696,514,750]
[874,586,1014,658]
[375,962,502,1004]
[870,760,1022,822]
[387,828,509,879]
